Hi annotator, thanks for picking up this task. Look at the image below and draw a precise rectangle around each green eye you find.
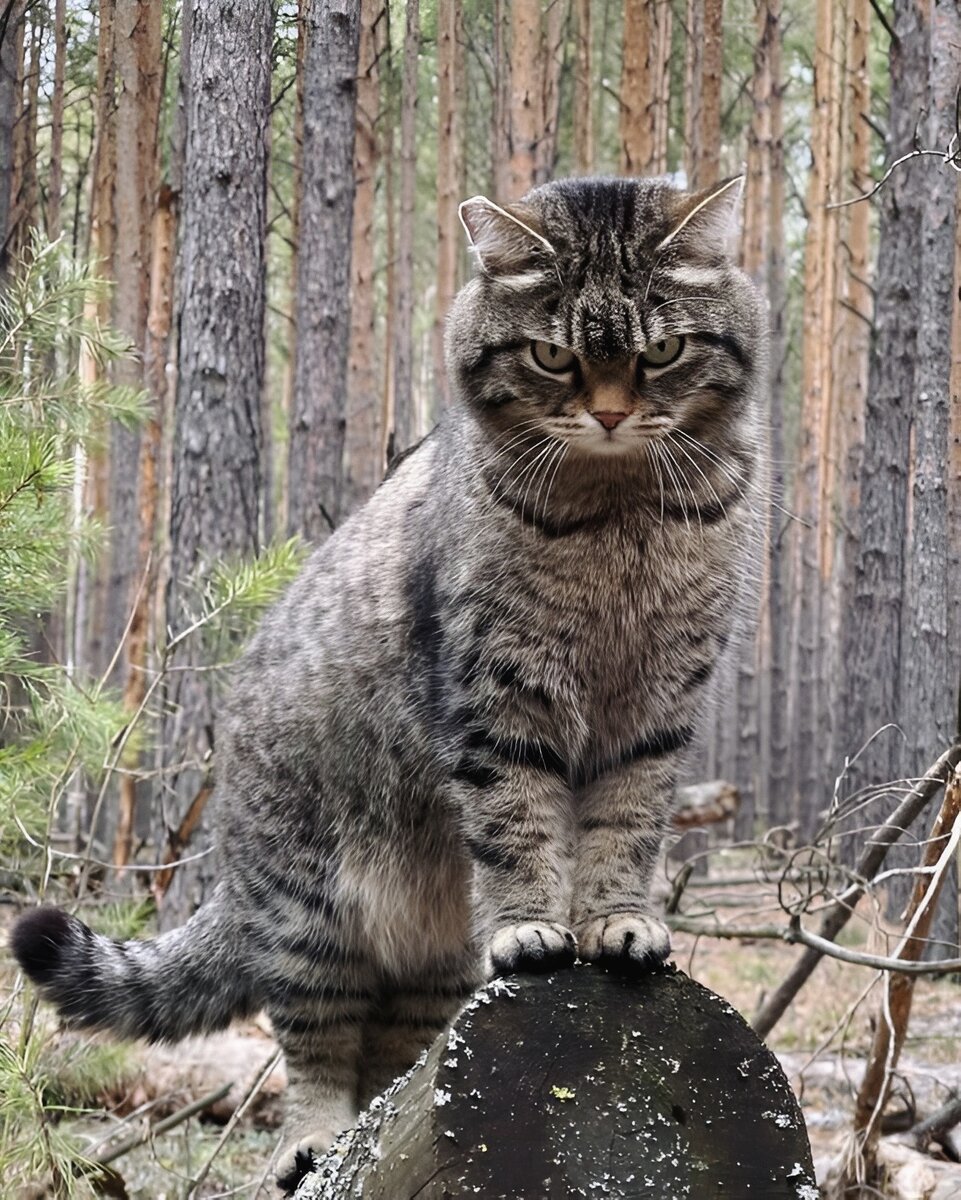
[640,336,684,368]
[530,340,577,374]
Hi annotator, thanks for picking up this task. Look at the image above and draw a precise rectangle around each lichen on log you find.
[296,964,816,1199]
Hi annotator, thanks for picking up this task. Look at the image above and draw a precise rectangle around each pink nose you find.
[593,411,628,431]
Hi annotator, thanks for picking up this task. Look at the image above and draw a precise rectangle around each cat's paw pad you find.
[576,913,670,969]
[275,1134,329,1195]
[485,921,577,976]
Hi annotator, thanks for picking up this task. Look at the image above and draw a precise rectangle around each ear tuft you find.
[458,196,556,277]
[659,175,744,259]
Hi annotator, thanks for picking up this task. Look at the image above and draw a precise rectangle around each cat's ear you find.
[658,175,744,258]
[459,196,557,278]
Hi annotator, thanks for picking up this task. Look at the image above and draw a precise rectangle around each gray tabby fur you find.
[11,175,766,1190]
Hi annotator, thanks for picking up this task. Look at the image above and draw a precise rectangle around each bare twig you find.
[751,743,961,1038]
[89,1082,233,1169]
[186,1048,282,1198]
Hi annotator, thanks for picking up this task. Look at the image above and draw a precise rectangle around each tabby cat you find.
[12,175,766,1191]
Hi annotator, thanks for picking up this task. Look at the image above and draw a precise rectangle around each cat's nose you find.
[593,411,629,431]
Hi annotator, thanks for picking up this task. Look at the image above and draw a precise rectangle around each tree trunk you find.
[344,0,382,512]
[508,0,542,197]
[684,0,723,190]
[392,0,419,456]
[434,0,463,412]
[491,0,511,198]
[158,0,273,926]
[106,0,162,685]
[0,1,24,278]
[788,0,841,838]
[535,0,566,185]
[839,0,928,806]
[572,0,593,174]
[46,0,66,241]
[296,967,815,1198]
[620,0,672,176]
[287,0,361,540]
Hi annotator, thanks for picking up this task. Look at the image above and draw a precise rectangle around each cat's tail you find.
[10,885,256,1043]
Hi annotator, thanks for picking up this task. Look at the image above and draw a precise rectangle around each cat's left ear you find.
[459,196,557,278]
[659,175,744,258]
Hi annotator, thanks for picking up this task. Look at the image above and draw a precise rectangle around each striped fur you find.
[12,176,766,1189]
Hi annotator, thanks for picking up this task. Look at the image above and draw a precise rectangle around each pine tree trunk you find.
[434,0,463,412]
[620,0,671,176]
[0,0,24,278]
[684,0,723,190]
[788,0,841,837]
[572,0,593,174]
[508,0,542,196]
[491,0,511,198]
[106,0,162,685]
[344,0,382,511]
[287,0,361,540]
[158,0,273,926]
[392,0,419,456]
[840,0,927,802]
[535,0,566,185]
[46,0,66,241]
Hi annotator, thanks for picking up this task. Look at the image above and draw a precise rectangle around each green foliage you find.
[0,238,145,868]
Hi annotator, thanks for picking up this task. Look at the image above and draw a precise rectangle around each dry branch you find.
[751,742,961,1038]
[673,779,739,828]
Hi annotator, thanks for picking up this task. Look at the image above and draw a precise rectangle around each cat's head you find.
[446,176,764,462]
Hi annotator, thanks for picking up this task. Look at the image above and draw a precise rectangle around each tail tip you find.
[10,906,76,986]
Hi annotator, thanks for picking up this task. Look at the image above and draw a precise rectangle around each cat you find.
[12,174,766,1192]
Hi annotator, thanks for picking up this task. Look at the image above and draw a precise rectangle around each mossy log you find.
[296,963,816,1199]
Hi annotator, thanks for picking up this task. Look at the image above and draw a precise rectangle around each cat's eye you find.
[639,336,684,368]
[530,340,577,374]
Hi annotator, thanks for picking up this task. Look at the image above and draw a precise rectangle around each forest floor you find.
[3,875,961,1199]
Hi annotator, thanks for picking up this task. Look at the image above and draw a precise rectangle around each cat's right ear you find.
[459,196,557,279]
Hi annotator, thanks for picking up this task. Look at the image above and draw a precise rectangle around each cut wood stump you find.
[295,963,816,1199]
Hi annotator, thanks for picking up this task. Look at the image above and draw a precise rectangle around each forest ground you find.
[4,871,961,1199]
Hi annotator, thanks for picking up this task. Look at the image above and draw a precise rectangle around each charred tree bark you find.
[158,0,273,925]
[287,0,361,540]
[296,967,815,1199]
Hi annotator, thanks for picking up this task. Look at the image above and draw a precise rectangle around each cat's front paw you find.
[484,921,577,977]
[576,913,670,969]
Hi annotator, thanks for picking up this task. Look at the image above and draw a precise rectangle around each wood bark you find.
[433,0,463,412]
[787,0,842,837]
[391,0,419,456]
[46,0,66,241]
[106,0,162,684]
[159,0,273,925]
[508,0,542,196]
[620,0,671,176]
[572,0,593,174]
[491,0,511,199]
[684,0,723,190]
[535,0,566,185]
[296,968,815,1198]
[344,0,382,511]
[0,0,24,278]
[839,0,938,823]
[287,0,361,540]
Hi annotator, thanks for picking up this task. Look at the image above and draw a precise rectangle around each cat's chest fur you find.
[438,506,738,773]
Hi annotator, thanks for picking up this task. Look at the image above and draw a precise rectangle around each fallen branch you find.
[751,743,961,1038]
[910,1094,961,1154]
[673,780,739,829]
[89,1081,233,1169]
[668,913,961,974]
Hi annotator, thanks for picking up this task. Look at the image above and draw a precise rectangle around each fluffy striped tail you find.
[10,886,255,1043]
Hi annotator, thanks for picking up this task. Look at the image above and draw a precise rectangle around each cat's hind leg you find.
[269,981,372,1193]
[357,962,479,1105]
